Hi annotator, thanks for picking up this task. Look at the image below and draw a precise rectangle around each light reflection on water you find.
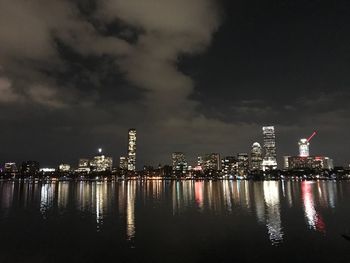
[0,180,346,246]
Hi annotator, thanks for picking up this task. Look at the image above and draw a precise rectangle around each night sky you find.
[0,0,349,168]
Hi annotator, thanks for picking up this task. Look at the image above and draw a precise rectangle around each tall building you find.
[262,126,278,170]
[198,153,221,172]
[250,142,263,170]
[119,156,128,170]
[238,153,249,176]
[221,156,238,176]
[299,139,310,157]
[172,152,188,176]
[128,129,136,171]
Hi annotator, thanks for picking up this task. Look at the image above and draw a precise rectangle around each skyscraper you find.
[119,156,128,170]
[198,153,221,172]
[262,126,277,170]
[298,139,310,157]
[172,152,188,176]
[221,156,238,176]
[250,142,263,170]
[128,129,136,172]
[237,153,249,176]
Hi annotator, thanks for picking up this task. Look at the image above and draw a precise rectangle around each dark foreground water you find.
[0,180,349,263]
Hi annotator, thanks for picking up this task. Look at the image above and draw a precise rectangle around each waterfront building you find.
[250,142,263,170]
[287,156,334,170]
[58,164,71,172]
[78,159,89,168]
[172,152,188,176]
[4,162,18,174]
[261,126,278,171]
[221,156,238,176]
[119,156,128,170]
[238,153,249,176]
[40,168,56,174]
[283,156,291,170]
[21,161,40,175]
[90,150,113,172]
[76,158,90,173]
[128,129,136,172]
[299,139,310,157]
[198,153,221,172]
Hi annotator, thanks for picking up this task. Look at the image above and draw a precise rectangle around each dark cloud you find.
[0,0,349,167]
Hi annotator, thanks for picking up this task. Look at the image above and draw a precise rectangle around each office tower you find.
[198,153,221,172]
[119,156,128,170]
[238,153,249,176]
[172,152,188,176]
[128,129,136,171]
[221,156,238,176]
[250,142,263,170]
[299,139,310,157]
[262,126,278,170]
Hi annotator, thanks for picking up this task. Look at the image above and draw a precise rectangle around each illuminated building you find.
[58,164,71,172]
[198,153,221,172]
[4,162,18,174]
[127,129,136,171]
[238,153,249,176]
[119,156,128,170]
[262,126,278,170]
[79,159,89,168]
[299,132,317,157]
[287,156,334,170]
[172,152,188,176]
[21,161,40,175]
[40,168,55,174]
[221,156,238,176]
[77,158,90,173]
[90,149,113,172]
[283,156,290,170]
[299,139,310,157]
[250,142,263,170]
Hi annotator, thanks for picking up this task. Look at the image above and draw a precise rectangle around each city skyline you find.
[0,126,340,171]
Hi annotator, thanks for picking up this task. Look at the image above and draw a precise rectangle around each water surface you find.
[0,180,349,262]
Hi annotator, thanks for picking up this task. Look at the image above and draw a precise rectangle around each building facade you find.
[21,161,40,175]
[250,142,263,170]
[238,153,249,176]
[198,153,221,173]
[262,126,278,170]
[298,138,310,157]
[172,152,188,176]
[221,156,238,176]
[287,156,334,170]
[128,129,136,172]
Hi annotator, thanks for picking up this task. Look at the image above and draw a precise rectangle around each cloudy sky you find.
[0,0,349,168]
